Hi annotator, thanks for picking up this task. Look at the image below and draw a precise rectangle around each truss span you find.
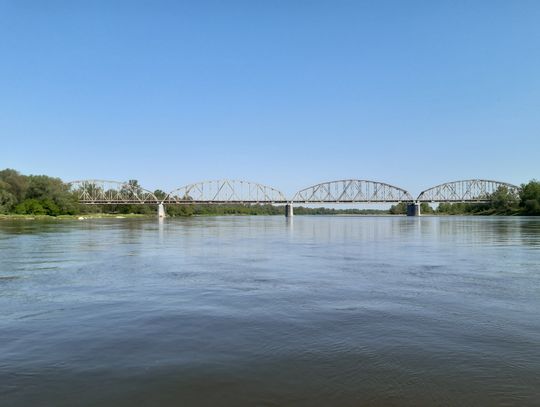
[164,180,287,204]
[292,179,413,203]
[417,179,520,202]
[69,180,159,204]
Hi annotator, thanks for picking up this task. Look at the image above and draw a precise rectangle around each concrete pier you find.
[285,203,293,217]
[158,203,166,218]
[406,202,421,216]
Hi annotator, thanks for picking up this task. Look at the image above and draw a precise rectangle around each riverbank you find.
[0,212,533,221]
[0,213,153,221]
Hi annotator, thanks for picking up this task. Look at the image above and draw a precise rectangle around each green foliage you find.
[166,204,389,217]
[0,169,28,202]
[435,182,537,215]
[0,169,78,216]
[105,180,158,215]
[420,202,434,214]
[25,174,79,215]
[520,180,540,215]
[154,189,167,200]
[0,182,16,214]
[491,186,519,211]
[389,202,407,214]
[0,170,27,213]
[15,199,46,215]
[389,202,433,215]
[294,207,388,215]
[40,198,61,216]
[523,199,540,214]
[14,198,62,216]
[436,202,489,215]
[166,204,195,217]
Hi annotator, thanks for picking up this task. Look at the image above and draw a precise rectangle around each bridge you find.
[68,178,521,217]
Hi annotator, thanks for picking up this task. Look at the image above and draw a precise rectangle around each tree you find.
[153,189,167,200]
[0,182,16,213]
[389,202,406,214]
[0,169,28,203]
[117,180,147,214]
[420,202,434,214]
[26,175,79,215]
[40,198,61,216]
[520,180,540,215]
[484,186,519,213]
[14,199,46,215]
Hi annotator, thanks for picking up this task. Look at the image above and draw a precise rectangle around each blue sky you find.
[1,1,539,197]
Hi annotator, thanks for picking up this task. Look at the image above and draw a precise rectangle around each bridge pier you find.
[285,203,293,217]
[406,202,421,216]
[158,203,166,218]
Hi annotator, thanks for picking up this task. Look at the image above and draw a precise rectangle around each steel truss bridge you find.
[69,178,520,216]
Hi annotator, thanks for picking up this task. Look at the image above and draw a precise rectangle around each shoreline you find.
[0,213,153,221]
[0,212,530,221]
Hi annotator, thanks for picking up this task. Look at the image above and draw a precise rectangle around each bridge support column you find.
[158,203,166,218]
[406,202,421,217]
[285,203,293,217]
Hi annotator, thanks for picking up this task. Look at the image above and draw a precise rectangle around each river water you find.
[1,216,539,406]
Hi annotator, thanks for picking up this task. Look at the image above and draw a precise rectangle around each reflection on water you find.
[1,216,539,406]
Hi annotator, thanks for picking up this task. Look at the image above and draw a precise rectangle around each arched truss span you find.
[164,180,287,204]
[69,180,159,204]
[292,179,413,203]
[417,179,520,202]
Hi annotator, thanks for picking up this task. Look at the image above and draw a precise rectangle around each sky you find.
[1,0,539,198]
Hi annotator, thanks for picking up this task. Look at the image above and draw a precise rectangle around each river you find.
[1,216,539,406]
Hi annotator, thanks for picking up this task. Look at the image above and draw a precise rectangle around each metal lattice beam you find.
[292,180,413,203]
[417,179,519,202]
[69,180,159,204]
[164,180,287,204]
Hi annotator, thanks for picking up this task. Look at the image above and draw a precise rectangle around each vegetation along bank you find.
[1,169,539,217]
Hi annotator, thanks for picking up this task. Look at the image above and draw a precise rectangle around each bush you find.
[40,198,61,216]
[14,199,46,215]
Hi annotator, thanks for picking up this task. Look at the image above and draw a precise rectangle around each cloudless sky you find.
[1,0,539,197]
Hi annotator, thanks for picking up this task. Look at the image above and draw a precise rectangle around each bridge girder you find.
[417,179,520,202]
[164,179,287,204]
[68,180,159,204]
[292,179,413,203]
[70,178,522,206]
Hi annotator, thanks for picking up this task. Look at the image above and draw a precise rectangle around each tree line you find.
[1,169,539,216]
[389,183,540,215]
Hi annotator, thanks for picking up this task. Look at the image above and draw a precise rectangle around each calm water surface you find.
[1,216,539,406]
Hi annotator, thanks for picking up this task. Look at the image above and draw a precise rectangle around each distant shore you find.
[0,212,528,221]
[0,213,152,221]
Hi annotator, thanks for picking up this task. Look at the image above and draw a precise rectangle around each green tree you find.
[389,202,407,214]
[167,204,194,216]
[32,175,79,214]
[489,186,519,212]
[154,189,167,200]
[0,169,28,213]
[116,180,147,214]
[420,202,434,214]
[0,181,17,213]
[520,180,540,215]
[0,169,28,203]
[40,198,61,216]
[14,199,46,215]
